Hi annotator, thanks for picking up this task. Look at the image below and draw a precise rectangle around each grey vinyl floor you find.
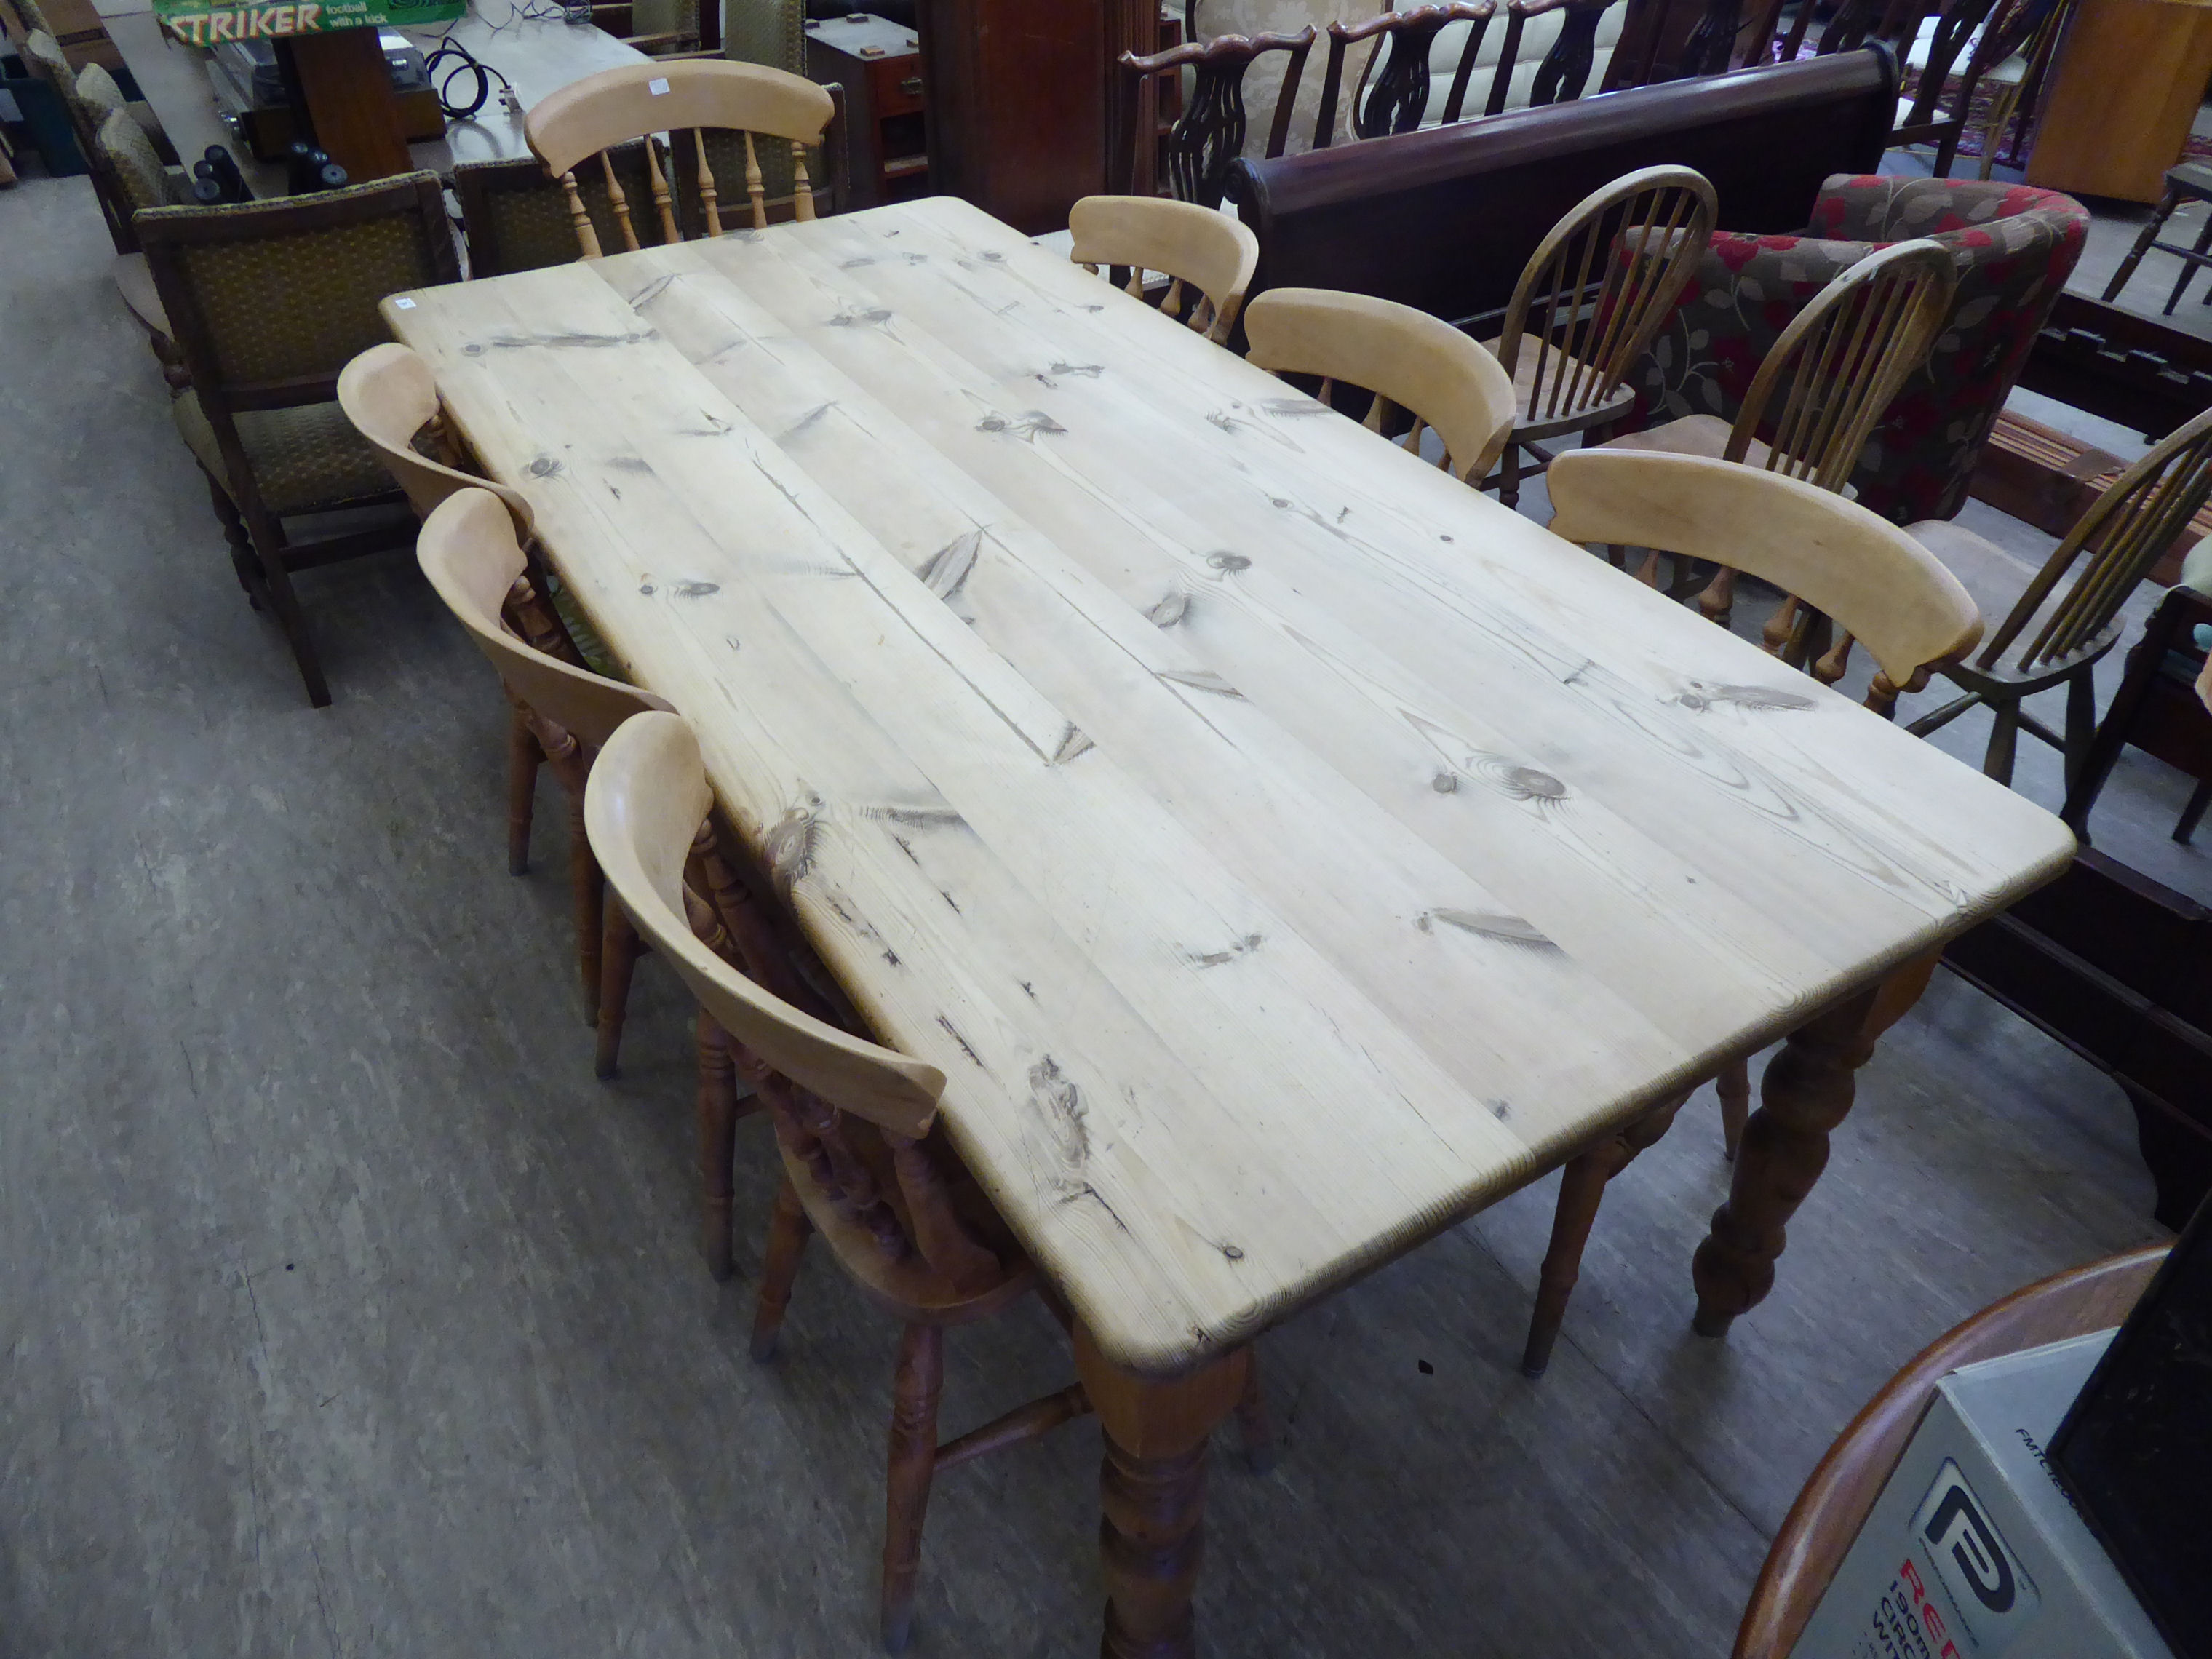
[0,171,2196,1659]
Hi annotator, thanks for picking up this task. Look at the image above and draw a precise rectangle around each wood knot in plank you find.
[975,412,1067,440]
[1675,681,1816,713]
[1417,909,1559,951]
[1186,933,1263,968]
[1145,591,1190,628]
[1204,551,1250,575]
[1027,1057,1087,1163]
[763,798,821,895]
[1474,757,1567,801]
[1157,668,1242,699]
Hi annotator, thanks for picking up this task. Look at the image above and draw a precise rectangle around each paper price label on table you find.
[155,0,461,47]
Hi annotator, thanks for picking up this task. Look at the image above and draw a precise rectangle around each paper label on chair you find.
[649,76,670,95]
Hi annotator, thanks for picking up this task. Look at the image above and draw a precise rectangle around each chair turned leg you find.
[2177,777,2212,844]
[880,1322,944,1654]
[750,1176,811,1361]
[1233,1351,1276,1474]
[1717,1057,1752,1162]
[506,706,542,876]
[694,1011,739,1280]
[2104,188,2177,303]
[2165,206,2212,315]
[1983,700,2021,787]
[1497,442,1522,510]
[594,898,642,1079]
[1521,1094,1688,1377]
[2062,667,2098,799]
[205,474,262,610]
[565,787,605,1028]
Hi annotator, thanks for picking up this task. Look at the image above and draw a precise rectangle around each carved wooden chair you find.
[138,171,458,707]
[1483,164,1717,508]
[1735,1244,2165,1659]
[1115,26,1316,208]
[379,441,673,1083]
[1244,285,1516,484]
[1530,449,1982,1377]
[1067,194,1260,346]
[1600,238,1957,637]
[583,706,1102,1653]
[1311,0,1612,146]
[525,58,835,258]
[1906,402,2212,788]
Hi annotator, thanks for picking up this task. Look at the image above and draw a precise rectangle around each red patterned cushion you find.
[1628,174,2089,523]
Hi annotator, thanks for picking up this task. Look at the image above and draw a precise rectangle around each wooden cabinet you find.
[2028,0,2212,204]
[805,12,930,210]
[916,0,1158,234]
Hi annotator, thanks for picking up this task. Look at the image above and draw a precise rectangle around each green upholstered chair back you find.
[453,143,659,276]
[138,171,458,400]
[95,107,171,215]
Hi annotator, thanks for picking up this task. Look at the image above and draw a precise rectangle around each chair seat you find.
[173,394,399,517]
[111,252,170,341]
[1906,517,2118,686]
[1483,335,1637,442]
[1596,412,1775,468]
[2166,162,2212,201]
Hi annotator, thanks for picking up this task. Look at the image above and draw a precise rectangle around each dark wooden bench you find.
[1227,47,1898,333]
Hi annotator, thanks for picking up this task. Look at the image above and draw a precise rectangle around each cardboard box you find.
[1792,1333,2175,1659]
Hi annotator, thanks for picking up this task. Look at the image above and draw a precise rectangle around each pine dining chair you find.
[1905,402,2212,788]
[1484,164,1719,507]
[1244,285,1518,485]
[1525,447,1983,1377]
[369,420,671,1080]
[1067,194,1260,346]
[525,57,835,258]
[584,705,1106,1653]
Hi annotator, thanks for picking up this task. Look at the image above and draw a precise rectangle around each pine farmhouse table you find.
[382,195,2074,1656]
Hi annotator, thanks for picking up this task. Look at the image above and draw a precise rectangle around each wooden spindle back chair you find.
[525,58,834,258]
[1067,194,1260,345]
[1524,449,1982,1378]
[339,342,536,532]
[1689,239,1956,641]
[413,486,673,1073]
[1551,449,1983,715]
[1117,27,1316,208]
[1906,402,2212,785]
[1244,286,1517,484]
[1487,164,1717,504]
[584,708,1096,1653]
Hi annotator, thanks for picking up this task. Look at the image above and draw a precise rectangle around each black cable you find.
[423,33,516,119]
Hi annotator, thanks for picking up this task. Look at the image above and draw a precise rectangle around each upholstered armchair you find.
[1627,174,2088,524]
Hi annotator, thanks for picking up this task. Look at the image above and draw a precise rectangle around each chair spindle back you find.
[1067,194,1260,345]
[1496,164,1719,426]
[339,343,538,533]
[525,60,834,258]
[1244,287,1516,484]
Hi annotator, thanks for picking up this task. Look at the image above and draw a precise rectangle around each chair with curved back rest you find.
[1522,449,1984,1377]
[1601,238,1957,645]
[1067,194,1260,346]
[583,704,1107,1654]
[1244,285,1517,485]
[362,399,669,1081]
[138,170,458,707]
[1115,27,1316,208]
[525,58,835,258]
[1906,402,2212,789]
[1484,164,1719,508]
[89,107,187,388]
[1735,1244,2168,1659]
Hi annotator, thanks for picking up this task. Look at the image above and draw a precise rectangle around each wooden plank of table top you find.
[385,198,2074,1372]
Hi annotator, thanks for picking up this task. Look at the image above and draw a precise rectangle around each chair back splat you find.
[1244,286,1516,483]
[1548,449,1983,714]
[1067,194,1260,345]
[1316,2,1491,145]
[1497,164,1719,432]
[525,59,835,257]
[1117,27,1316,207]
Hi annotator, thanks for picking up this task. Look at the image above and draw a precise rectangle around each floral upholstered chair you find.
[1628,174,2088,524]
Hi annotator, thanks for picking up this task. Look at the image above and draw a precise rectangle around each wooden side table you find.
[804,12,927,210]
[2028,0,2212,204]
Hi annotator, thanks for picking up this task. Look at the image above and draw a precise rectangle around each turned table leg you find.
[1073,1326,1249,1659]
[1691,951,1941,1336]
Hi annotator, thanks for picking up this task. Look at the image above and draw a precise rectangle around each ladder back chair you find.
[138,170,458,707]
[1526,448,1982,1377]
[525,58,835,258]
[1067,194,1260,345]
[1244,285,1517,484]
[1736,1245,2165,1659]
[1602,238,1957,638]
[1116,26,1316,208]
[1484,164,1718,507]
[1905,402,2212,788]
[402,480,676,1081]
[584,707,1103,1654]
